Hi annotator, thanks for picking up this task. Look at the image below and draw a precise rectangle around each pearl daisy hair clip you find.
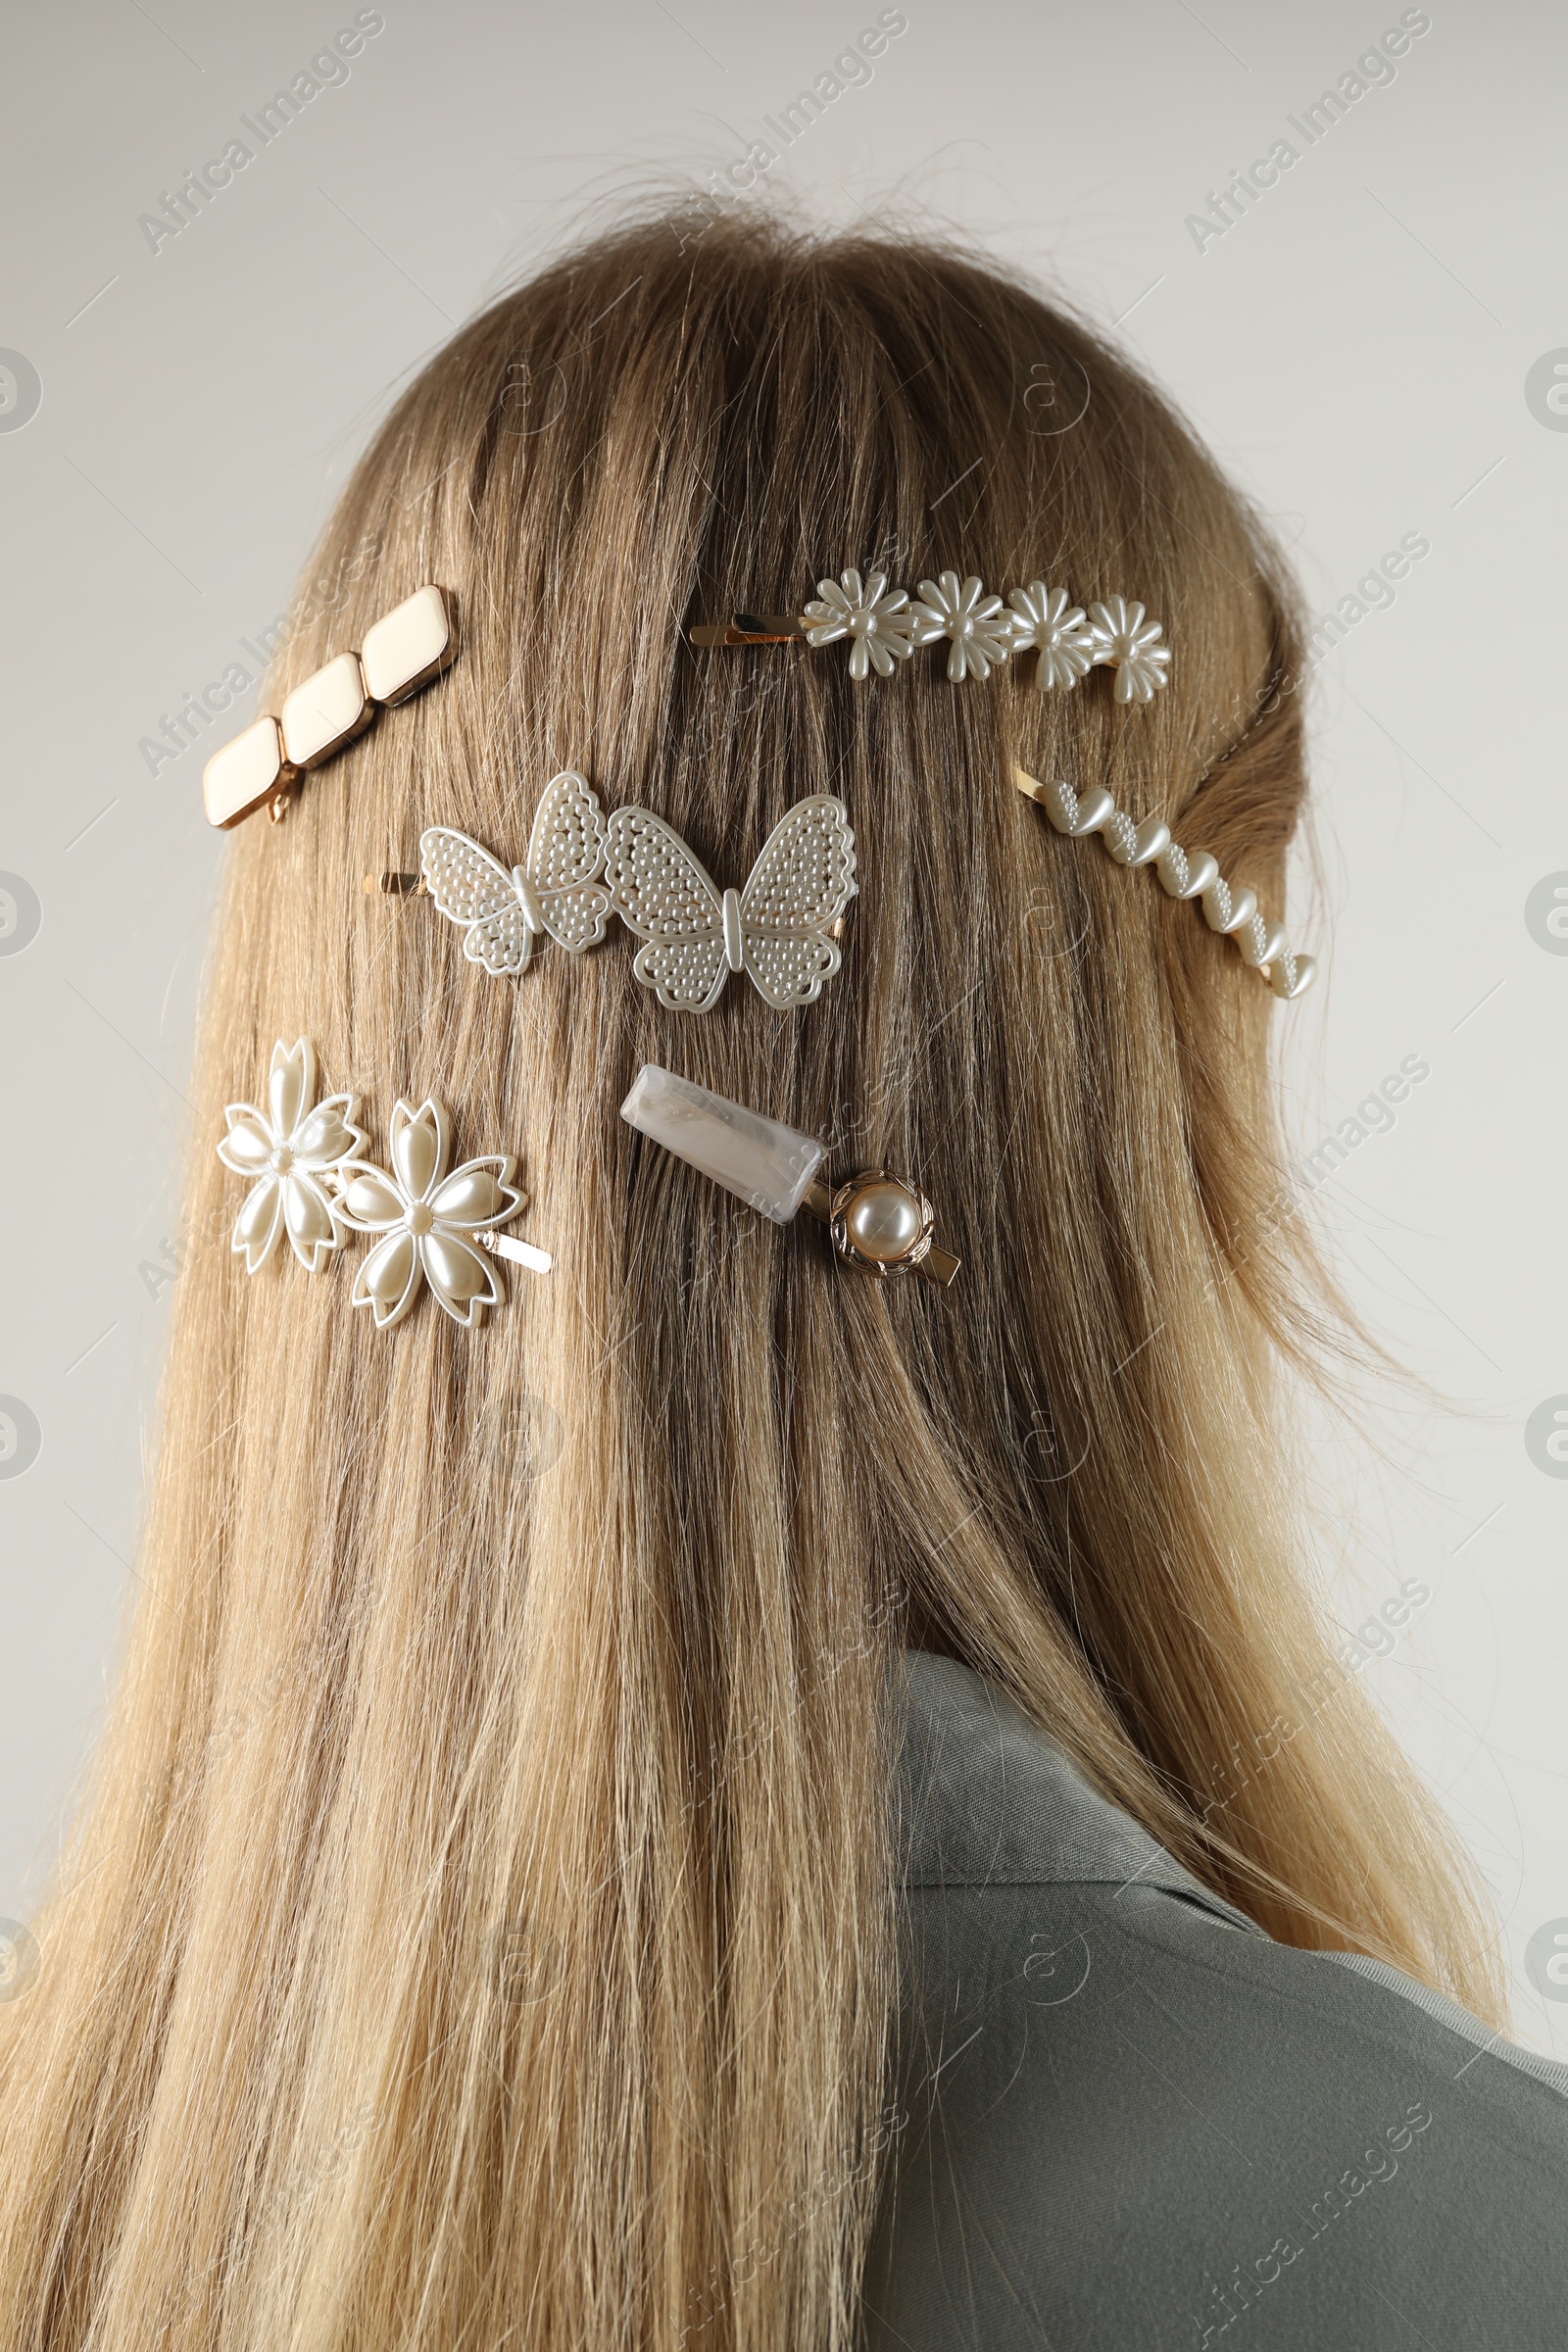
[692,568,1169,700]
[1012,765,1317,1001]
[217,1038,550,1329]
[621,1064,960,1289]
[377,787,858,1016]
[202,584,457,830]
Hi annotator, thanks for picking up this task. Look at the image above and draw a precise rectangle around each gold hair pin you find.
[201,583,457,830]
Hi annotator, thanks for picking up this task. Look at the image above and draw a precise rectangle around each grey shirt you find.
[861,1652,1568,2350]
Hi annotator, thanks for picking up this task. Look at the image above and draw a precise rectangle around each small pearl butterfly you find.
[419,769,612,977]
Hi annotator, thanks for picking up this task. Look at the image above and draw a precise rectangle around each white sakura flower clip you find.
[909,572,1014,682]
[217,1038,368,1274]
[1084,597,1172,703]
[1005,582,1095,693]
[801,568,915,680]
[338,1097,549,1330]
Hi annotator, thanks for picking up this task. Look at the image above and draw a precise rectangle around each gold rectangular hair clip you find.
[201,583,457,830]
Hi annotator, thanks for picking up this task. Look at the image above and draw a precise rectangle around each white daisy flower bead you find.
[802,567,916,680]
[910,571,1015,682]
[1005,581,1095,693]
[1084,596,1172,703]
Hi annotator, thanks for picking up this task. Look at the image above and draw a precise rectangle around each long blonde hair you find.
[0,212,1503,2351]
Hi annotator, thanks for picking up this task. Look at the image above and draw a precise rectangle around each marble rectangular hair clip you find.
[620,1063,825,1223]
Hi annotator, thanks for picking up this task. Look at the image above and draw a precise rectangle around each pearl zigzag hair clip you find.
[217,1038,550,1328]
[385,785,858,1016]
[1012,765,1317,1001]
[693,569,1169,700]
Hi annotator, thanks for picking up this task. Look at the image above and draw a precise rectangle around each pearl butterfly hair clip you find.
[1012,765,1316,1000]
[217,1038,551,1328]
[381,788,858,1016]
[604,794,856,1012]
[692,568,1169,700]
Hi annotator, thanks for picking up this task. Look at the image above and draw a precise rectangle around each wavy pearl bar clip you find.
[693,570,1170,700]
[1012,766,1316,1002]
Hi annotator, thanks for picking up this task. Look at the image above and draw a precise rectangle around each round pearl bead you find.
[409,1200,434,1236]
[845,1179,922,1264]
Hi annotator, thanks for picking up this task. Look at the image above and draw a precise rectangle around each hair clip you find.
[416,772,612,979]
[1013,766,1316,1000]
[692,567,1170,698]
[201,584,456,830]
[620,1063,960,1289]
[215,1040,550,1324]
[337,1096,548,1330]
[217,1038,368,1273]
[604,795,857,1012]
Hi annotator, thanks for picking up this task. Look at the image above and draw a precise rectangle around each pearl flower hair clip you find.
[1012,765,1316,1001]
[216,1039,551,1327]
[691,568,1170,701]
[217,1038,368,1274]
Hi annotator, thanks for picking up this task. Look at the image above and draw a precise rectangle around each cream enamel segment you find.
[201,713,291,829]
[361,583,455,704]
[279,652,370,767]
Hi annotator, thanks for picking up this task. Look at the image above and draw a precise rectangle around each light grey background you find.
[2,0,1565,2049]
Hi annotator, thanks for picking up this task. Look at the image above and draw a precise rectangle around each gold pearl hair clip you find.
[201,584,457,830]
[1012,765,1316,1001]
[620,1064,960,1289]
[692,568,1170,699]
